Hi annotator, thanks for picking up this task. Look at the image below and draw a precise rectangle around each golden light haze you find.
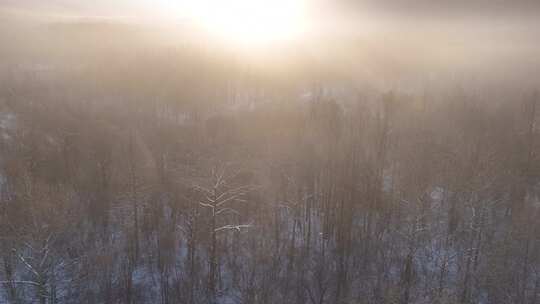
[168,0,311,47]
[1,0,540,90]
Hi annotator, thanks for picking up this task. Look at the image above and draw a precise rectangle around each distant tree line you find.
[0,69,539,304]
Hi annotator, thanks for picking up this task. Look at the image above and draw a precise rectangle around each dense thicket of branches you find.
[0,65,539,304]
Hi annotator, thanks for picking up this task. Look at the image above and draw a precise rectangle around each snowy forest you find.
[1,2,540,304]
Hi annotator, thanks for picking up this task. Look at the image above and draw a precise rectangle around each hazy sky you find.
[1,0,165,17]
[1,1,539,89]
[3,0,540,19]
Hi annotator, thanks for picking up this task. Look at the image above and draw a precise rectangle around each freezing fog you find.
[0,1,539,304]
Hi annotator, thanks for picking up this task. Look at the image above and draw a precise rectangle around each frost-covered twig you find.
[215,208,240,216]
[0,280,41,286]
[13,249,40,278]
[214,223,253,232]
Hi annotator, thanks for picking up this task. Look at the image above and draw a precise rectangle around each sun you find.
[172,0,310,47]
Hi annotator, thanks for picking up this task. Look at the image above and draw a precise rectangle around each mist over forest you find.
[0,1,539,304]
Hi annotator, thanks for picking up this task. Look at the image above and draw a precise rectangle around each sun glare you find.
[174,0,310,47]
